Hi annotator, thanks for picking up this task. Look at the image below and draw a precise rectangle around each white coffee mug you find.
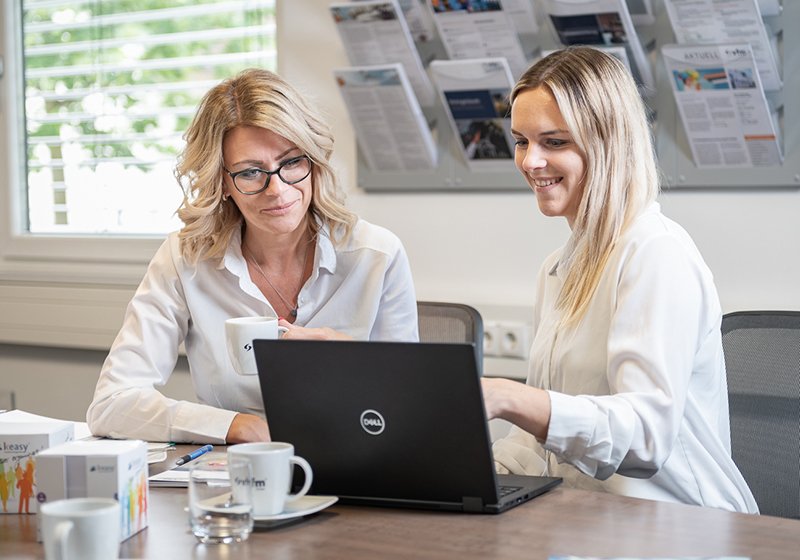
[225,316,288,375]
[227,442,313,516]
[40,497,120,560]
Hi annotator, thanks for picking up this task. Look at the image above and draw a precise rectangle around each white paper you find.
[757,0,781,17]
[427,1,530,78]
[625,0,655,25]
[330,0,436,105]
[541,0,655,93]
[353,0,438,42]
[495,0,540,35]
[334,64,437,172]
[664,0,781,91]
[663,43,782,168]
[429,58,516,171]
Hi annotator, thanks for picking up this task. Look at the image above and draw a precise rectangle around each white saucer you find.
[253,495,338,521]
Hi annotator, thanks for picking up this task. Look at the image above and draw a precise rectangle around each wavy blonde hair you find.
[175,68,356,262]
[511,47,659,326]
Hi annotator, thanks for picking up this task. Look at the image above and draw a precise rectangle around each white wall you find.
[2,1,799,421]
[280,1,800,314]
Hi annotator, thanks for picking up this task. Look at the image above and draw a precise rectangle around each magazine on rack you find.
[354,0,437,42]
[625,0,655,25]
[429,58,516,172]
[540,0,655,94]
[663,0,781,91]
[330,0,436,106]
[662,43,782,168]
[427,1,531,79]
[334,64,437,172]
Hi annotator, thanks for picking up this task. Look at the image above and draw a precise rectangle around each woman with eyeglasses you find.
[481,47,757,513]
[87,69,418,444]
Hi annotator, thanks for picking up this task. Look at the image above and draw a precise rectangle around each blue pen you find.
[175,444,213,466]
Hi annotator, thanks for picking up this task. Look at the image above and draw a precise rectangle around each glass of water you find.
[188,457,254,544]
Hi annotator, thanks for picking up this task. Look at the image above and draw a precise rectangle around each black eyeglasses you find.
[224,155,312,195]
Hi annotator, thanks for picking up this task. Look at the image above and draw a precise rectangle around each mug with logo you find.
[227,442,313,517]
[225,316,288,375]
[40,497,120,560]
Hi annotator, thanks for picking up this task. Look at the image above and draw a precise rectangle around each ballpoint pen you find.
[175,444,213,466]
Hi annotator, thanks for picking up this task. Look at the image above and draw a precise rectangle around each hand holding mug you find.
[225,316,288,375]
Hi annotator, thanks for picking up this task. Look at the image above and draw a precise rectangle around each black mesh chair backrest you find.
[416,301,484,375]
[721,310,800,518]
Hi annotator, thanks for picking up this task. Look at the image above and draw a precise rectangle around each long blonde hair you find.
[511,47,659,325]
[175,68,356,262]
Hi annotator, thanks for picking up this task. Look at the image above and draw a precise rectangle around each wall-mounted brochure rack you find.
[337,0,797,192]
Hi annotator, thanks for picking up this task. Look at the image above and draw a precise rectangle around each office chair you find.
[721,310,800,519]
[417,301,484,375]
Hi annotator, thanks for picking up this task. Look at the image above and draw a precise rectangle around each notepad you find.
[147,451,228,487]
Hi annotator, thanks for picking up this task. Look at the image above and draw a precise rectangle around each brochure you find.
[540,0,655,93]
[354,0,437,42]
[334,64,437,172]
[429,58,516,171]
[330,0,436,106]
[427,1,530,78]
[625,0,655,25]
[663,0,781,91]
[663,43,782,168]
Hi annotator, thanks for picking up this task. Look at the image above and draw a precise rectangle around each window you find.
[19,0,276,235]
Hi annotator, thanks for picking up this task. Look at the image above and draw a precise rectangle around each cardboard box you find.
[36,439,149,541]
[0,412,75,514]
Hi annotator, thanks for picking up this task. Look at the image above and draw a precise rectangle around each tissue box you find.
[36,439,149,541]
[0,414,74,514]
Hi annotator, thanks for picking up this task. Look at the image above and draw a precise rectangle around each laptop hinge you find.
[462,496,484,513]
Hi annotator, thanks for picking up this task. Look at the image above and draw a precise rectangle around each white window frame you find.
[0,2,279,349]
[0,2,173,287]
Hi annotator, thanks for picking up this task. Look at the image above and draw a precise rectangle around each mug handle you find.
[286,456,313,502]
[277,325,289,337]
[54,520,74,560]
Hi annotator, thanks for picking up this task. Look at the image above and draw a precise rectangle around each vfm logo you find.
[360,409,385,435]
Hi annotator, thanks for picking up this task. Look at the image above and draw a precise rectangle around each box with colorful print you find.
[0,418,74,514]
[35,439,148,541]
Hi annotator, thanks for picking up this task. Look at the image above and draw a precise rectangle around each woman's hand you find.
[226,413,270,443]
[481,377,552,442]
[278,319,352,341]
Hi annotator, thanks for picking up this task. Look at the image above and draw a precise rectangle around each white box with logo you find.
[0,412,74,514]
[35,439,148,541]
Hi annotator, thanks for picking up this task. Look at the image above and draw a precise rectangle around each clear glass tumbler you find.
[188,457,254,544]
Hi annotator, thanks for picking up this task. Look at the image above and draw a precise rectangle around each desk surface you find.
[2,445,799,559]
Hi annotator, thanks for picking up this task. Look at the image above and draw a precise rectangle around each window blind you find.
[21,0,276,234]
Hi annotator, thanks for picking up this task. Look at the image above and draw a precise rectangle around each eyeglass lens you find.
[233,157,311,193]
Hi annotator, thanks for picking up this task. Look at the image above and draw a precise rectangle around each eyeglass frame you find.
[223,155,313,196]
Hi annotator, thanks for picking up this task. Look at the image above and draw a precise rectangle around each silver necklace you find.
[244,242,310,318]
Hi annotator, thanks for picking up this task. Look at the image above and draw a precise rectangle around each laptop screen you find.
[254,339,500,507]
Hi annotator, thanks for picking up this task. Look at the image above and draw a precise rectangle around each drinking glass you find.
[188,457,254,544]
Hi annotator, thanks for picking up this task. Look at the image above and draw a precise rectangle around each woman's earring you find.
[222,193,229,201]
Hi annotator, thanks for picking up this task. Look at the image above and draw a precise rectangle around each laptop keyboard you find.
[498,485,522,498]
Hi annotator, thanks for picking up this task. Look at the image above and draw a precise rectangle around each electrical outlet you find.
[498,321,530,360]
[483,320,500,357]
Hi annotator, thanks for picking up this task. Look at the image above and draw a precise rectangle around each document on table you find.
[148,451,229,487]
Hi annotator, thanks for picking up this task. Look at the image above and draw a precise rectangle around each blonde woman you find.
[482,47,757,513]
[88,69,418,444]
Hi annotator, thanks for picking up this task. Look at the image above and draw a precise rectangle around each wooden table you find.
[2,446,799,559]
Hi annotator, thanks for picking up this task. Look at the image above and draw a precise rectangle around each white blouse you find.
[493,203,758,513]
[87,219,418,444]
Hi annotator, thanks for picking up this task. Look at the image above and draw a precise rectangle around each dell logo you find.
[360,409,385,435]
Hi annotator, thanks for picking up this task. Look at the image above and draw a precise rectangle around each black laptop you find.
[253,339,561,514]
